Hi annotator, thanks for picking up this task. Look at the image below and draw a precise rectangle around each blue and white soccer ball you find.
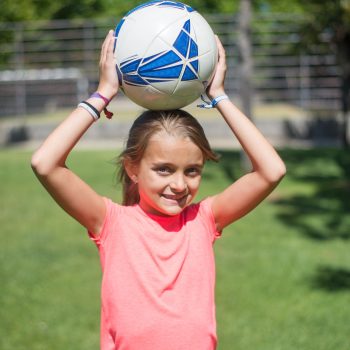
[114,1,218,110]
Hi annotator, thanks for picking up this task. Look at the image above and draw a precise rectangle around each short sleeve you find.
[88,197,115,246]
[199,197,222,242]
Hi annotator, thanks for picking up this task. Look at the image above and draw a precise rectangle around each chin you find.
[163,207,185,216]
[141,194,195,217]
[159,200,192,216]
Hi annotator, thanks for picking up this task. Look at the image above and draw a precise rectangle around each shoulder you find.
[185,197,221,241]
[186,197,215,218]
[89,198,137,240]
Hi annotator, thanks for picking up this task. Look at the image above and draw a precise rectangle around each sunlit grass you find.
[0,148,349,349]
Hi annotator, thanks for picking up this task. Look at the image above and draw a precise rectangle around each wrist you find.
[89,91,114,119]
[96,85,118,101]
[197,93,229,109]
[207,90,226,100]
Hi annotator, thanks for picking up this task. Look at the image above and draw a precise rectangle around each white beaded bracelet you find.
[197,94,229,109]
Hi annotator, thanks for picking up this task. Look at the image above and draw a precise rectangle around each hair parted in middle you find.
[118,109,219,206]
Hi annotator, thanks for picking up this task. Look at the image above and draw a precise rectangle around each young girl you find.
[31,30,286,349]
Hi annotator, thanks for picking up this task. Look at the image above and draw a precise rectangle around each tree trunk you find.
[238,0,253,121]
[238,0,253,170]
[336,32,350,148]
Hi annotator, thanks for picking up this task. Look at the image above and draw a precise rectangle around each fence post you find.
[14,23,26,117]
[299,54,311,109]
[83,22,96,92]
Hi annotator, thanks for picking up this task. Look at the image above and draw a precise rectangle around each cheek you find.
[188,177,202,192]
[139,173,166,192]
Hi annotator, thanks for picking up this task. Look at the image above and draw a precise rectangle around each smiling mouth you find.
[161,193,188,202]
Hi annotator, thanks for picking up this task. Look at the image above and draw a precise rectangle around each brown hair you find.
[118,109,219,206]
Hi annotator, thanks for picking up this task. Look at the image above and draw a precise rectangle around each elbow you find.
[31,151,44,176]
[266,161,287,184]
[31,150,51,177]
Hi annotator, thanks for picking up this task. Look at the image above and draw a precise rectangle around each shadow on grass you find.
[210,148,350,294]
[211,149,350,241]
[216,150,242,181]
[202,149,242,182]
[311,266,350,292]
[274,149,350,240]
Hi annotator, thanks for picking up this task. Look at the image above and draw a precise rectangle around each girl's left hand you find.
[206,35,227,100]
[97,30,119,101]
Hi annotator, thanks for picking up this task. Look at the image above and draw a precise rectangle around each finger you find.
[215,36,225,58]
[106,31,115,56]
[214,36,226,70]
[100,30,114,65]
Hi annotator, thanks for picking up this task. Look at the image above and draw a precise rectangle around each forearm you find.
[216,98,286,183]
[32,29,118,177]
[31,97,105,175]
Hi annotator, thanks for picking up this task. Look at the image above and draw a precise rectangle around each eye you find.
[154,166,172,175]
[186,167,202,177]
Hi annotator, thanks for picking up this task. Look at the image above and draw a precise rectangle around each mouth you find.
[161,193,188,203]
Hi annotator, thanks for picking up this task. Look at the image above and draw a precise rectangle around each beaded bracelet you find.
[78,101,100,121]
[197,94,229,109]
[90,92,113,119]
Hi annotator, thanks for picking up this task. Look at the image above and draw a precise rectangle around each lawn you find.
[0,148,349,349]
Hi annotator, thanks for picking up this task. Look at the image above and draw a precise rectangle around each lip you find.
[161,193,188,203]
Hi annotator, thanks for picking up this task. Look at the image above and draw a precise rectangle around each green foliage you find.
[1,0,37,22]
[300,0,350,31]
[0,0,111,22]
[0,0,237,23]
[3,0,350,24]
[254,0,305,14]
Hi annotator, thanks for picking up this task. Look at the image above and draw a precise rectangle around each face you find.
[131,132,204,216]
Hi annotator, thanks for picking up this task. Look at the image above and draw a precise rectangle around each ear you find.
[124,159,139,183]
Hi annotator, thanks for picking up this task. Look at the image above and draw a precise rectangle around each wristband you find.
[197,94,229,109]
[78,101,100,121]
[90,91,113,119]
[90,92,110,105]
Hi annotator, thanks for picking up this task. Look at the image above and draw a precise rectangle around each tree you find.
[0,0,238,23]
[0,0,104,22]
[295,0,350,147]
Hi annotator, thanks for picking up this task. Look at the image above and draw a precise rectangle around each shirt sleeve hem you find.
[200,197,223,242]
[87,197,112,245]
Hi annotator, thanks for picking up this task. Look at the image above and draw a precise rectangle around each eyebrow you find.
[151,162,204,168]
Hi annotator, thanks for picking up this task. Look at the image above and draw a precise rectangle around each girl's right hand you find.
[206,35,227,100]
[97,30,119,101]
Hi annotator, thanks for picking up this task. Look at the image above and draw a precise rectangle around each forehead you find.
[143,132,204,165]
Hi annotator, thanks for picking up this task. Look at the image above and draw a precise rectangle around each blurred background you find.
[0,1,349,349]
[1,0,349,147]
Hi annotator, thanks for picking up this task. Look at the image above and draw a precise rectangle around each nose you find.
[169,174,187,193]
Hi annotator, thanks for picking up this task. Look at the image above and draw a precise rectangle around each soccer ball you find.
[114,1,218,110]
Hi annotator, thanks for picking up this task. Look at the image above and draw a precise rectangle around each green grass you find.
[1,148,349,349]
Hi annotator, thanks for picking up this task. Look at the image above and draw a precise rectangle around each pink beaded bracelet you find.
[90,92,113,119]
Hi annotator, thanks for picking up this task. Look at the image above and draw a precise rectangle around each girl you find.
[31,30,286,349]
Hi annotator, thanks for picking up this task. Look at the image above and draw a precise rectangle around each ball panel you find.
[198,51,217,82]
[116,5,187,62]
[126,82,197,110]
[190,13,217,56]
[173,79,204,97]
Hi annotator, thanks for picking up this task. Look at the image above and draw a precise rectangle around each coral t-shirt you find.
[89,197,221,350]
